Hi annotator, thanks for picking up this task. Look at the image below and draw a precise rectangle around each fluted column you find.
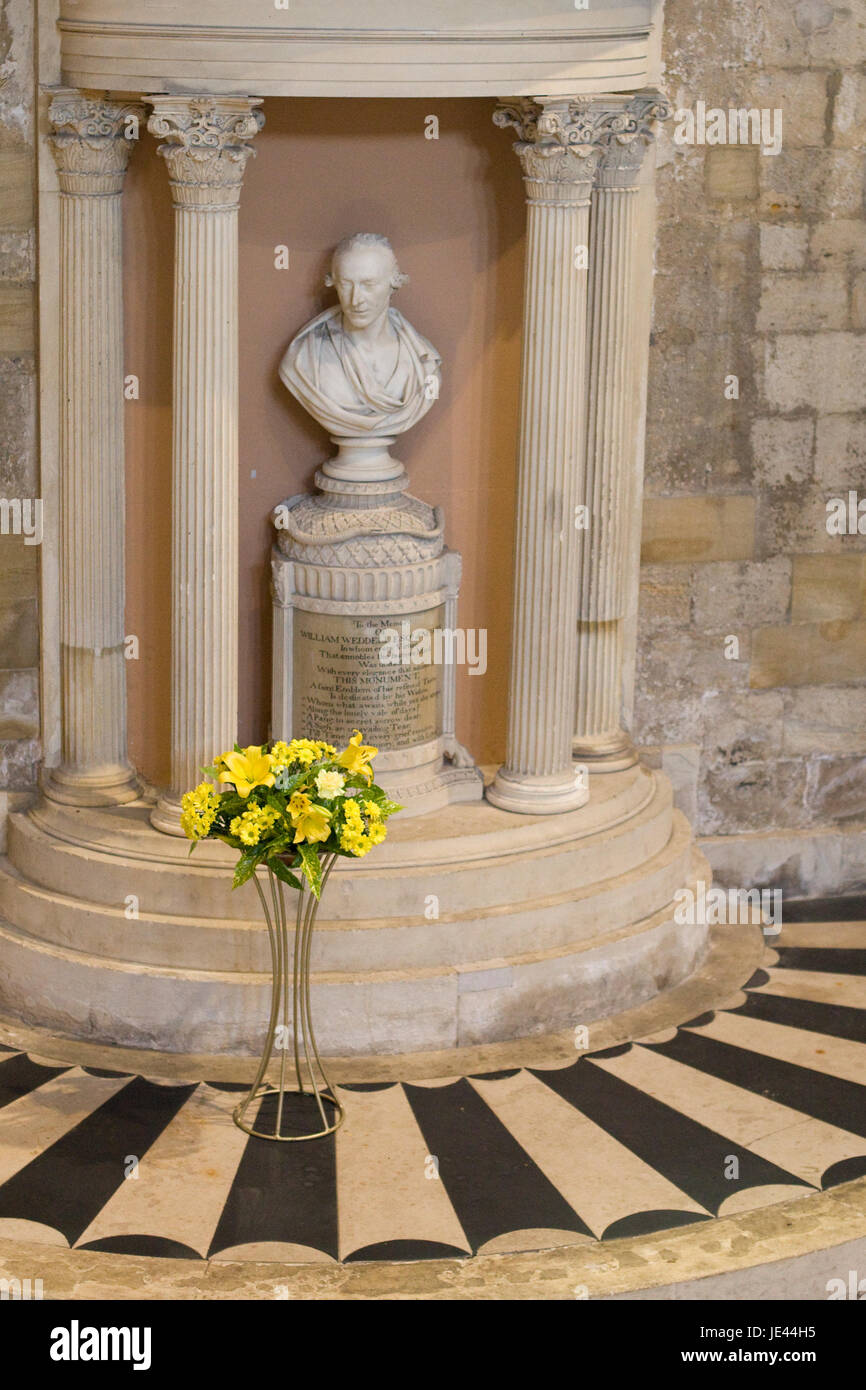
[44,92,143,807]
[573,93,670,771]
[487,99,604,815]
[147,97,263,835]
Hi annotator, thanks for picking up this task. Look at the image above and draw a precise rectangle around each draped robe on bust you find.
[279,306,441,438]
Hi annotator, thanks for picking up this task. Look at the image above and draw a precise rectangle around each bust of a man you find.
[279,233,442,480]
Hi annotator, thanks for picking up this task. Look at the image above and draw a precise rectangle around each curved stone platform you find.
[0,766,708,1055]
[0,918,863,1299]
[0,767,706,1045]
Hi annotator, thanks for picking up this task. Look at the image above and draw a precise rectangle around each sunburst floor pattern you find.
[0,920,864,1268]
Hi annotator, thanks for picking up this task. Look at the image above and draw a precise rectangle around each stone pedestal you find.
[271,469,482,816]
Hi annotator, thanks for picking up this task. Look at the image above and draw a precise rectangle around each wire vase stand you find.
[233,853,344,1142]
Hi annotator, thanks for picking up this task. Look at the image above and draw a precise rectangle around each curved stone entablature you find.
[58,0,654,96]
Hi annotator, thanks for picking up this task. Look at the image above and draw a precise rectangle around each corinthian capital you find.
[49,91,144,194]
[147,96,265,208]
[494,90,671,192]
[494,97,604,192]
[593,90,673,185]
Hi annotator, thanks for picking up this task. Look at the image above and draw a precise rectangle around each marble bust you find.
[279,232,442,481]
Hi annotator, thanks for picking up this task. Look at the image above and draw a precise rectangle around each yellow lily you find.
[337,730,378,784]
[292,801,332,845]
[217,745,275,799]
[288,791,312,818]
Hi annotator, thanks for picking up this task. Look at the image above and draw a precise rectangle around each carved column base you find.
[42,764,142,808]
[486,767,588,816]
[571,731,638,773]
[150,793,185,837]
[573,617,637,772]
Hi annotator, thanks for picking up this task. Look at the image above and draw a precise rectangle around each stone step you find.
[7,765,672,919]
[25,763,652,865]
[0,847,711,1056]
[0,809,694,973]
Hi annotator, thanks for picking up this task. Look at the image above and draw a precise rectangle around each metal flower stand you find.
[233,853,344,1141]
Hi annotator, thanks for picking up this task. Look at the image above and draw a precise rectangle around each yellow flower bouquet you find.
[181,733,399,1141]
[180,732,400,898]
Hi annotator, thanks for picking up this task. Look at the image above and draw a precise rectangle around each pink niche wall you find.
[123,98,524,788]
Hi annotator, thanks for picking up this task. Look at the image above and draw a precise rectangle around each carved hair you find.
[325,232,409,291]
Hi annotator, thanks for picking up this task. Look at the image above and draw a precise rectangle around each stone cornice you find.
[54,5,654,98]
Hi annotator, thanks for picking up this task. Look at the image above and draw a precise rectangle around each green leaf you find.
[232,853,258,890]
[232,845,268,890]
[355,785,402,819]
[268,856,302,891]
[216,833,244,851]
[297,843,323,900]
[265,792,295,824]
[343,774,369,791]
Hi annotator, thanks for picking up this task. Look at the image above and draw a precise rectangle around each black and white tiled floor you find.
[0,922,864,1265]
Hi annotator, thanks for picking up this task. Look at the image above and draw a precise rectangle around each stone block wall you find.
[0,0,39,804]
[638,0,866,844]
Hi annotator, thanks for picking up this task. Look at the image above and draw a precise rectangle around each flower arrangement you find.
[180,733,400,896]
